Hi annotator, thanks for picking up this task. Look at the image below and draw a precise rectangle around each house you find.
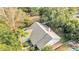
[30,22,61,50]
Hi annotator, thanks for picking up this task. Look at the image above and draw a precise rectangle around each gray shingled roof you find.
[30,22,61,49]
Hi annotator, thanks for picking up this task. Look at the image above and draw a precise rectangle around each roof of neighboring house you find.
[30,22,61,49]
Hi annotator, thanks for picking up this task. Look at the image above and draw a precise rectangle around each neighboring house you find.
[30,22,61,50]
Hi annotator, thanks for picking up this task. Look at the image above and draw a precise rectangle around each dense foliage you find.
[0,23,21,50]
[39,7,52,26]
[20,7,39,16]
[39,7,79,42]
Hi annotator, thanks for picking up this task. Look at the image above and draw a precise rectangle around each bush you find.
[27,46,36,51]
[23,42,30,47]
[41,46,53,51]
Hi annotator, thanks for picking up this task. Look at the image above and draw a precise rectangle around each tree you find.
[0,7,25,32]
[51,8,79,42]
[0,8,26,49]
[20,7,40,16]
[39,7,79,42]
[0,23,21,50]
[39,7,52,26]
[51,8,78,27]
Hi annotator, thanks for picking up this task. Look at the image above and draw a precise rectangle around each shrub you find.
[41,46,53,51]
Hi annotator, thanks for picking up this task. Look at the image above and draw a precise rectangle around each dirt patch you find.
[55,44,71,51]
